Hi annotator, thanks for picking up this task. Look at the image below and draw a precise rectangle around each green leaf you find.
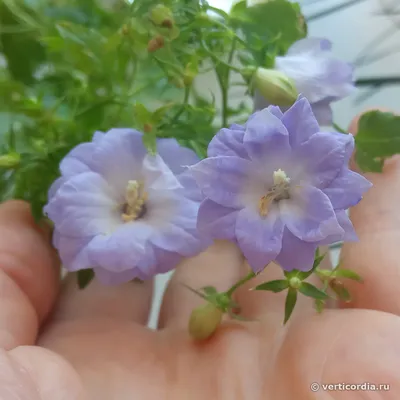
[315,298,325,313]
[333,268,363,282]
[201,286,218,296]
[298,282,328,300]
[355,111,400,172]
[329,280,351,303]
[77,268,95,289]
[231,0,307,61]
[284,288,297,324]
[254,279,289,293]
[0,2,46,84]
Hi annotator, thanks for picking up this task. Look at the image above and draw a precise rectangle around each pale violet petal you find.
[275,229,318,271]
[157,138,199,174]
[142,154,182,192]
[208,126,248,159]
[197,199,239,240]
[281,96,320,148]
[323,168,372,209]
[318,210,357,245]
[279,185,343,242]
[244,108,291,162]
[46,172,120,237]
[294,131,355,188]
[235,205,284,272]
[190,156,253,208]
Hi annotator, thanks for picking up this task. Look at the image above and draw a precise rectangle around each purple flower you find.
[44,129,208,285]
[190,97,372,272]
[253,38,355,125]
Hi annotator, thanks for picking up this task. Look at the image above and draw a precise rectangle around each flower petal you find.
[89,128,147,193]
[310,99,333,126]
[94,266,146,285]
[280,185,343,242]
[281,96,320,148]
[190,156,252,208]
[45,172,120,237]
[323,168,372,209]
[60,142,96,178]
[244,108,291,162]
[287,38,332,55]
[275,229,318,271]
[142,154,182,192]
[88,221,155,272]
[208,126,248,159]
[53,231,93,271]
[197,199,239,240]
[235,206,284,272]
[294,131,355,188]
[318,210,357,245]
[267,105,284,119]
[157,138,199,174]
[275,39,355,104]
[149,194,207,257]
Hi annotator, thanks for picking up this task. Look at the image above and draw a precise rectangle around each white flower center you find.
[121,180,148,222]
[258,169,291,217]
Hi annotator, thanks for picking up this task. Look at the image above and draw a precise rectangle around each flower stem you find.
[333,122,348,134]
[226,270,256,297]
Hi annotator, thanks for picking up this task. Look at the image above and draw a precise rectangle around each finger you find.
[0,346,86,400]
[269,309,400,398]
[48,273,153,325]
[0,200,59,349]
[234,247,333,324]
[339,111,400,315]
[159,240,244,329]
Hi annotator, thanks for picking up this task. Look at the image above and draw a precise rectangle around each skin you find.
[0,114,400,399]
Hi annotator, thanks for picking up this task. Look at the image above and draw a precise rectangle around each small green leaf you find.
[297,251,326,280]
[298,282,328,300]
[254,279,289,293]
[329,280,351,303]
[315,299,325,313]
[201,286,218,296]
[284,288,297,324]
[355,111,400,172]
[333,268,363,282]
[77,268,94,289]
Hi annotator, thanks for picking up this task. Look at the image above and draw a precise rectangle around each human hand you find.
[0,114,399,400]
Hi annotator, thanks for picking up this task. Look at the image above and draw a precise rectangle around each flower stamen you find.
[258,169,291,217]
[121,180,148,222]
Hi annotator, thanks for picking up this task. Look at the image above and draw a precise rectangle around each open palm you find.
[0,117,399,400]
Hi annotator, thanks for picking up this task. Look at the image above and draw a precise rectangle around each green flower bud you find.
[253,68,298,106]
[288,276,302,289]
[150,4,174,27]
[147,35,165,53]
[183,62,198,86]
[248,0,271,5]
[0,152,20,169]
[188,302,223,340]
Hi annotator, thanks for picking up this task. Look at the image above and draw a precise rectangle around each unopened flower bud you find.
[147,35,165,53]
[289,276,301,289]
[183,62,198,86]
[121,24,129,36]
[248,0,271,5]
[143,123,153,133]
[150,4,174,28]
[0,152,20,169]
[188,302,223,340]
[253,68,298,106]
